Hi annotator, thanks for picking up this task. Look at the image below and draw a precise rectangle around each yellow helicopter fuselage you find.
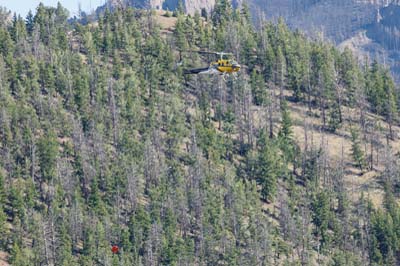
[212,59,241,74]
[183,52,241,75]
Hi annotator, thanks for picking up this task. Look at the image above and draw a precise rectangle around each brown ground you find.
[280,90,399,207]
[154,10,178,33]
[0,251,9,266]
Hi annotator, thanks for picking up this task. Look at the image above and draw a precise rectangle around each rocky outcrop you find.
[366,3,400,50]
[184,0,215,14]
[247,0,400,80]
[96,0,215,14]
[249,0,381,43]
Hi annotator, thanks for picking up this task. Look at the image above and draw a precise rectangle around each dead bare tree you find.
[243,80,254,146]
[108,78,119,146]
[41,209,59,266]
[125,163,141,214]
[143,136,164,194]
[186,125,205,260]
[144,223,163,266]
[266,83,277,139]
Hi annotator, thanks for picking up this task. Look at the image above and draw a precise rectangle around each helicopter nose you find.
[233,64,241,70]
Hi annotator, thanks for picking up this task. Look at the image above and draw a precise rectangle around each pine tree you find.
[9,242,29,266]
[350,127,365,171]
[328,102,342,132]
[0,172,5,205]
[212,0,232,26]
[382,69,397,140]
[250,69,267,106]
[0,203,6,246]
[311,190,331,250]
[278,100,293,140]
[38,129,58,182]
[257,134,280,202]
[25,10,34,35]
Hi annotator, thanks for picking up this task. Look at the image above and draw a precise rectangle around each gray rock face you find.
[96,0,215,13]
[249,0,379,43]
[247,0,400,80]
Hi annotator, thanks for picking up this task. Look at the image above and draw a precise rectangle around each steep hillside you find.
[247,0,400,81]
[97,0,400,81]
[96,0,391,42]
[246,0,379,42]
[1,2,400,266]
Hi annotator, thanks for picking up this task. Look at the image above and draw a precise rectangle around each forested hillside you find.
[1,2,400,265]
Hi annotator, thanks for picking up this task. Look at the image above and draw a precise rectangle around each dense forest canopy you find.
[0,1,399,265]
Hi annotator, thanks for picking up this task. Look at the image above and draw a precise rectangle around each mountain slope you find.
[1,3,400,265]
[97,0,400,81]
[247,0,400,81]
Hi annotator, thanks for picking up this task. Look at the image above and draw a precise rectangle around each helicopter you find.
[183,51,241,76]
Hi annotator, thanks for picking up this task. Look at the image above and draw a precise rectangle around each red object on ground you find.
[111,245,119,254]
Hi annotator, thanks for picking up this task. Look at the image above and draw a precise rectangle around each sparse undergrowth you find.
[0,2,399,265]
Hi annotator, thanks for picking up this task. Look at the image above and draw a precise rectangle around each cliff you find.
[244,0,400,81]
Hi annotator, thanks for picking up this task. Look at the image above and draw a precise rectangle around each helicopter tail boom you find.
[184,67,218,75]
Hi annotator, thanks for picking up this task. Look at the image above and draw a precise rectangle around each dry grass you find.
[0,251,9,266]
[241,86,400,208]
[153,10,177,33]
[281,90,400,208]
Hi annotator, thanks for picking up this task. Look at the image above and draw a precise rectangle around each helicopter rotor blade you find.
[185,50,233,56]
